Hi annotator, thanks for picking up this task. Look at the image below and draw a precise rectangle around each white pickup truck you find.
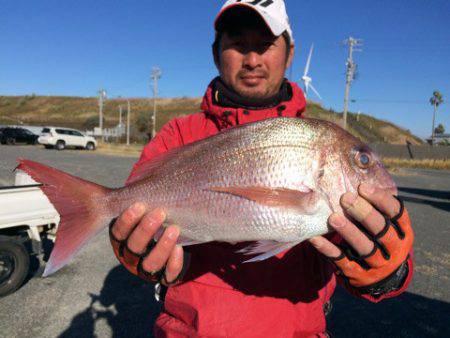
[0,171,59,297]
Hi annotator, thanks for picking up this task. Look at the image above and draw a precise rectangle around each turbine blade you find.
[304,82,309,98]
[309,84,322,100]
[303,44,314,77]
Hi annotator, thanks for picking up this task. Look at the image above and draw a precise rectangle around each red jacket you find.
[127,80,413,338]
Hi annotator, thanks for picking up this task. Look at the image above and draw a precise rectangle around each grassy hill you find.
[0,95,423,145]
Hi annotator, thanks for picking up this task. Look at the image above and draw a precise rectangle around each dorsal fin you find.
[126,146,186,185]
[125,120,257,185]
[125,118,309,185]
[125,131,224,184]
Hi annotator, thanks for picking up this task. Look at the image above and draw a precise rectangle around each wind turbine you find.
[301,44,322,100]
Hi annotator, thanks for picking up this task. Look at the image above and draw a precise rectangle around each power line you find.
[351,99,436,104]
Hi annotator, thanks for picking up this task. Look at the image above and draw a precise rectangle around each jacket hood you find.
[200,78,307,129]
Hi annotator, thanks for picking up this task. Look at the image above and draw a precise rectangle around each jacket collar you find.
[201,78,307,130]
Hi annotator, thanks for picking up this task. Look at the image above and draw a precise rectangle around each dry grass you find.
[0,95,201,132]
[95,142,143,157]
[304,102,423,145]
[0,95,423,145]
[382,157,450,170]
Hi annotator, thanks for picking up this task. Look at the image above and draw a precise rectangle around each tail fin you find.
[17,159,114,277]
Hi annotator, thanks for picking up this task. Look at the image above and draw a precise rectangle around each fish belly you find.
[166,194,332,244]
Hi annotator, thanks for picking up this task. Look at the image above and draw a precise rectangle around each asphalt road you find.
[0,145,449,337]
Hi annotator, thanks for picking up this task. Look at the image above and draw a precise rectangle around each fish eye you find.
[360,153,370,165]
[355,151,373,169]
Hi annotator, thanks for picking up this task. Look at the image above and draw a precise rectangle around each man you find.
[110,1,414,336]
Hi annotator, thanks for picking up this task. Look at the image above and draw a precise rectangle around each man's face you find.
[215,28,294,100]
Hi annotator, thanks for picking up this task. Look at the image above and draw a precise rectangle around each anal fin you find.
[153,227,201,247]
[177,236,201,247]
[237,240,299,263]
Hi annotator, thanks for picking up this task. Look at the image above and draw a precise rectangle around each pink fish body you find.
[18,118,396,276]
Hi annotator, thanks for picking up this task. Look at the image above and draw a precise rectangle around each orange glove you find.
[108,204,189,287]
[110,224,191,286]
[109,223,168,283]
[331,196,413,292]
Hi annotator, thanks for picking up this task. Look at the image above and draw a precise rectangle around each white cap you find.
[215,0,294,43]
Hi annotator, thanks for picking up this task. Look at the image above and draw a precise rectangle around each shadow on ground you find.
[400,195,450,212]
[398,187,450,201]
[398,187,450,212]
[57,268,450,338]
[328,286,450,337]
[58,265,161,338]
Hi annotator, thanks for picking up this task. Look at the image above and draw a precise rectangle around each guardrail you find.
[370,143,450,160]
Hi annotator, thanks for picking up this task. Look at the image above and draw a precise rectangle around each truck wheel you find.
[85,142,95,151]
[0,240,30,297]
[56,140,65,150]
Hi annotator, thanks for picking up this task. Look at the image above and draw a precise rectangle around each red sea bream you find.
[17,117,396,276]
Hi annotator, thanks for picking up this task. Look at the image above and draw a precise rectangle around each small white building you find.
[427,134,450,145]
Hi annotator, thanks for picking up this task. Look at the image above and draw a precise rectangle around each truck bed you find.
[0,184,60,229]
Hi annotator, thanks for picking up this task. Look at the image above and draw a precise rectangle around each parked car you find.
[0,127,39,145]
[38,127,97,150]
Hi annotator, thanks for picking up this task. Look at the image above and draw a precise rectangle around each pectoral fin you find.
[209,186,319,214]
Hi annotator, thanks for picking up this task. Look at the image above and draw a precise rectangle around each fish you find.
[17,117,396,277]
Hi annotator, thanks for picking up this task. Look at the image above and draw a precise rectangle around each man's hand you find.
[109,203,184,286]
[310,183,414,291]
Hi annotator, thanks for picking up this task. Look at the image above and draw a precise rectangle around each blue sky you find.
[1,0,449,138]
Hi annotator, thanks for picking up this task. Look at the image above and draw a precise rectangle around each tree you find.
[83,116,101,130]
[136,112,148,133]
[434,123,445,135]
[430,91,444,145]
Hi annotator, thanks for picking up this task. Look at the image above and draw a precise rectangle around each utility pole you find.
[117,105,123,143]
[342,37,363,130]
[119,105,123,127]
[98,89,107,141]
[126,99,131,146]
[150,67,162,139]
[431,102,436,145]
